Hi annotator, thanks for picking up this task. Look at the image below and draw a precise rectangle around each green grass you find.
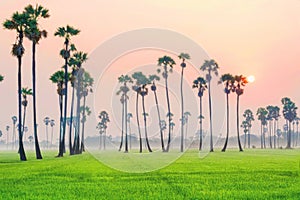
[0,149,299,199]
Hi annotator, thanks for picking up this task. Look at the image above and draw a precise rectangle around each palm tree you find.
[50,70,70,156]
[234,75,248,152]
[257,107,268,149]
[6,126,10,149]
[241,120,249,147]
[266,106,275,148]
[0,75,4,82]
[117,75,133,153]
[140,83,152,152]
[78,71,93,153]
[43,117,50,148]
[21,87,32,142]
[69,51,88,154]
[131,72,143,153]
[200,59,219,152]
[281,97,297,149]
[50,119,55,148]
[98,111,110,150]
[96,121,105,150]
[54,25,80,157]
[11,116,17,150]
[24,4,49,160]
[127,113,133,149]
[272,106,280,148]
[157,56,176,152]
[242,109,254,148]
[219,73,234,152]
[178,53,190,152]
[79,106,91,153]
[149,74,165,152]
[192,77,207,150]
[3,11,30,161]
[295,117,299,147]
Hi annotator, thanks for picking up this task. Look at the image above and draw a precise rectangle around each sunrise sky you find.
[1,0,300,143]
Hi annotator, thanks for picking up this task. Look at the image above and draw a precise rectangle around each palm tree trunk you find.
[46,125,49,149]
[17,55,26,161]
[68,86,75,155]
[296,123,299,147]
[125,96,128,153]
[153,88,165,152]
[19,105,27,154]
[12,124,15,150]
[199,96,203,151]
[165,68,171,152]
[142,95,152,152]
[80,96,87,153]
[31,42,42,159]
[74,77,81,154]
[263,125,266,149]
[287,122,291,148]
[128,120,131,150]
[135,92,142,153]
[222,93,229,152]
[208,79,213,152]
[104,129,106,150]
[51,126,54,148]
[273,121,276,149]
[180,67,184,152]
[99,133,102,150]
[57,94,63,157]
[119,101,124,151]
[261,123,263,149]
[244,130,247,149]
[236,95,243,152]
[269,122,272,148]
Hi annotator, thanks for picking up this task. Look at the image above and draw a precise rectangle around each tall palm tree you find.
[50,119,55,148]
[132,72,143,153]
[140,83,152,152]
[3,11,30,161]
[243,109,254,148]
[266,106,275,148]
[178,53,190,152]
[183,111,191,148]
[50,70,70,156]
[69,51,88,155]
[43,117,50,148]
[257,107,268,149]
[96,121,105,150]
[54,25,80,157]
[79,106,91,153]
[157,56,176,152]
[241,120,249,147]
[149,74,165,152]
[24,4,49,160]
[200,59,219,152]
[192,77,207,150]
[272,106,280,148]
[219,73,234,152]
[0,75,4,82]
[79,71,93,153]
[281,97,297,149]
[234,75,248,152]
[11,116,17,150]
[21,87,32,139]
[98,111,110,150]
[117,75,132,153]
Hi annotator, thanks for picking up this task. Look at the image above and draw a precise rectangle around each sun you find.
[247,75,255,83]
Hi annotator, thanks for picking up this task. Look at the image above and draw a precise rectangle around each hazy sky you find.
[1,0,300,144]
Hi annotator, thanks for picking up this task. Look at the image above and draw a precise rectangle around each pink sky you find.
[1,0,300,143]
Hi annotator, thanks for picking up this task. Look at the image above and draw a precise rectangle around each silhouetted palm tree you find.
[43,117,50,148]
[192,77,207,150]
[132,72,147,153]
[149,74,165,151]
[183,111,191,149]
[157,56,176,152]
[127,113,133,149]
[24,4,49,160]
[219,73,234,152]
[21,87,32,142]
[234,75,248,152]
[200,59,219,152]
[98,111,110,150]
[11,116,17,149]
[281,97,297,149]
[0,75,4,82]
[140,83,152,152]
[241,120,249,148]
[50,119,55,147]
[3,11,30,161]
[178,53,190,152]
[242,109,254,148]
[54,25,80,157]
[80,105,91,153]
[117,75,133,153]
[6,126,10,148]
[50,70,70,156]
[257,107,268,149]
